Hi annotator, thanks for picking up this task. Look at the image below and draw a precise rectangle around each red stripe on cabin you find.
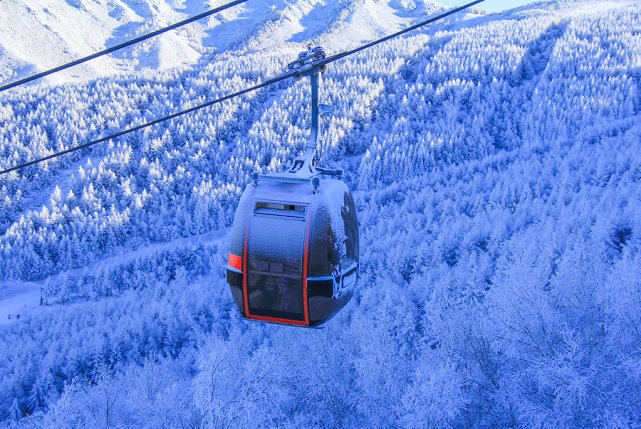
[243,187,255,318]
[228,253,242,271]
[250,315,307,326]
[303,201,312,326]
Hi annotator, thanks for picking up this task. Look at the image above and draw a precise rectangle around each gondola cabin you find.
[226,44,359,327]
[227,174,359,327]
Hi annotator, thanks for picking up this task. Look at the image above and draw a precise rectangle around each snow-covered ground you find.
[0,286,40,324]
[1,0,640,427]
[0,0,457,89]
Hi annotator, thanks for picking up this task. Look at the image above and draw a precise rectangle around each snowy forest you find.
[0,0,640,427]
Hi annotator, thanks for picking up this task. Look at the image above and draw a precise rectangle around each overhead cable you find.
[0,0,483,176]
[0,0,246,93]
[318,0,485,67]
[0,71,297,176]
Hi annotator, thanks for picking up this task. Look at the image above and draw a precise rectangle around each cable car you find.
[226,46,359,327]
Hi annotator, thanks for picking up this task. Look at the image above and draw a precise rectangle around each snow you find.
[2,0,633,94]
[0,0,455,89]
[1,0,641,426]
[0,0,133,86]
[0,286,40,324]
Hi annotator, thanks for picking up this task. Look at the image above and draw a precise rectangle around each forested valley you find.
[0,0,640,427]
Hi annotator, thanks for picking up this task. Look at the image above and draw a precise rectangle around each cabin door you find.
[246,202,307,322]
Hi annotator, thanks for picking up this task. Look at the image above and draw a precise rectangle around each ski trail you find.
[0,288,40,324]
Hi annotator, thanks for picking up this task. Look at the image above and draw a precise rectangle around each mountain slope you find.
[0,0,452,88]
[0,0,640,427]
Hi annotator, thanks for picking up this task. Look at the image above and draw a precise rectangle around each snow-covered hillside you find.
[1,0,640,427]
[0,0,451,88]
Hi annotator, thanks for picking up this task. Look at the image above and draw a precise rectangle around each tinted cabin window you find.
[342,191,359,266]
[308,204,335,278]
[254,202,306,218]
[246,202,307,321]
[307,190,359,326]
